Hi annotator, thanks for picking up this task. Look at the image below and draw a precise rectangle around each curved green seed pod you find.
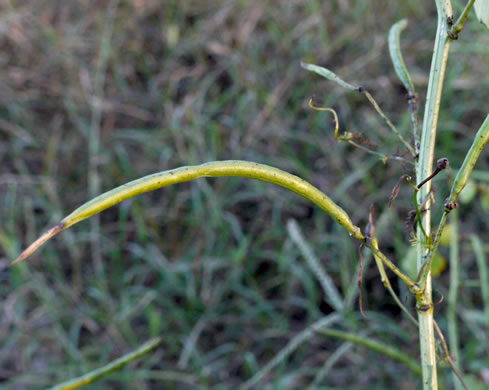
[388,19,415,95]
[11,160,364,265]
[448,115,489,205]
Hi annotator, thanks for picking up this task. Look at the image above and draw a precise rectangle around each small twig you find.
[365,243,417,291]
[409,180,429,241]
[417,188,458,289]
[347,140,389,162]
[416,210,449,288]
[361,89,416,157]
[449,0,476,38]
[366,205,418,325]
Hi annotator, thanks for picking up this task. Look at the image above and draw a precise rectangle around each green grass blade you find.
[239,314,341,390]
[470,234,489,324]
[287,219,344,312]
[317,328,422,378]
[307,342,353,389]
[47,337,162,390]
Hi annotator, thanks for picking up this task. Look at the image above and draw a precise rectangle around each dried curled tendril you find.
[308,99,389,163]
[307,99,414,165]
[308,99,344,141]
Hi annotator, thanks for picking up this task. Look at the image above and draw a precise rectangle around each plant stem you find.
[365,243,416,290]
[447,209,463,390]
[416,210,449,285]
[363,90,416,157]
[412,187,429,240]
[418,115,489,288]
[416,0,453,388]
[369,235,418,326]
[450,0,476,36]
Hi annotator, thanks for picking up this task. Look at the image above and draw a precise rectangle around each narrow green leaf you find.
[317,328,422,378]
[287,219,344,312]
[241,314,341,390]
[470,235,489,324]
[474,0,489,30]
[300,61,359,90]
[48,337,162,390]
[388,19,415,95]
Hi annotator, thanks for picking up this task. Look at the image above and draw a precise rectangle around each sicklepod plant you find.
[11,1,489,389]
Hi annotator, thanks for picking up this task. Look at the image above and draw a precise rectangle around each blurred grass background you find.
[1,0,488,389]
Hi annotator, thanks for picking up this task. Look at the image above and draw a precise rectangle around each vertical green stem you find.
[416,1,453,388]
[447,209,463,390]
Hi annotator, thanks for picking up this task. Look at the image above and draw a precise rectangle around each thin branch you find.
[362,90,416,157]
[366,206,418,325]
[308,100,412,164]
[416,210,449,288]
[449,0,476,36]
[365,243,417,290]
[412,187,429,241]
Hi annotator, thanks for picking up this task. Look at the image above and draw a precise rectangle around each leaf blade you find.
[388,19,415,95]
[474,0,489,30]
[300,61,359,91]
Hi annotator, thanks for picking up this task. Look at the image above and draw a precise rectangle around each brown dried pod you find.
[417,157,449,189]
[389,174,411,208]
[437,157,449,170]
